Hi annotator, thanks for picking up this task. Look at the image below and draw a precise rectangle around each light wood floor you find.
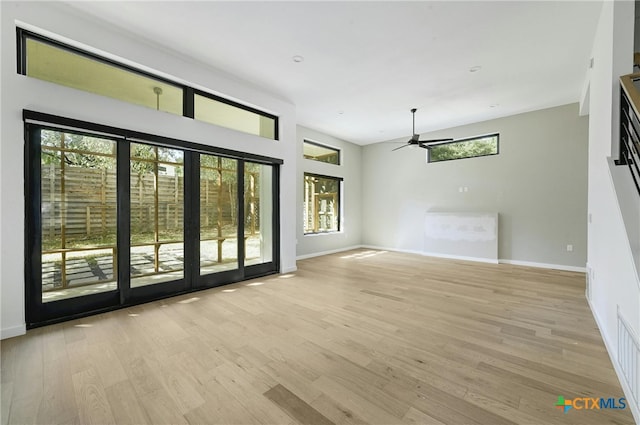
[1,249,635,425]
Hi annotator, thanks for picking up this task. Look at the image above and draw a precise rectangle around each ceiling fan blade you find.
[392,144,411,151]
[420,141,453,149]
[417,138,454,144]
[392,109,454,153]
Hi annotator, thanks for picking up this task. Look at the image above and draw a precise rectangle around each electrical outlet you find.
[566,244,573,252]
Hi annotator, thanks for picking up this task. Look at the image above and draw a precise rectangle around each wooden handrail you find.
[620,73,640,119]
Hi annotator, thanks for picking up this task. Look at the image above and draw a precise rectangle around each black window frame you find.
[303,139,341,165]
[303,172,343,235]
[193,89,279,140]
[427,133,500,163]
[17,28,279,140]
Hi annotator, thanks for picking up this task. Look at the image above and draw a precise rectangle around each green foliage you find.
[131,143,183,176]
[429,136,498,163]
[40,134,266,249]
[324,180,339,193]
[201,155,237,181]
[306,175,338,194]
[41,130,115,170]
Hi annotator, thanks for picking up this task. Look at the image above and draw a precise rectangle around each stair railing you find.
[618,74,640,195]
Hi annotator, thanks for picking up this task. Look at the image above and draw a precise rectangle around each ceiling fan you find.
[392,108,453,151]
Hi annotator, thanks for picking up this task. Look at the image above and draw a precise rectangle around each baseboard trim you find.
[296,245,363,260]
[1,324,26,340]
[360,245,422,256]
[298,244,587,273]
[587,298,640,424]
[281,266,298,274]
[360,245,499,264]
[423,251,499,264]
[499,259,586,273]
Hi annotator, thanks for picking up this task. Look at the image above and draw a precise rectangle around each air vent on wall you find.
[617,307,639,410]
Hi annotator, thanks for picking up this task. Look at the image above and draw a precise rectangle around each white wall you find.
[587,1,640,421]
[362,103,589,270]
[635,0,640,53]
[296,126,362,258]
[0,2,297,338]
[0,2,4,341]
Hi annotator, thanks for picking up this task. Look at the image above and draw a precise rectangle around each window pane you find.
[195,94,276,139]
[200,154,239,275]
[41,130,117,302]
[303,174,340,234]
[26,38,183,115]
[303,141,340,165]
[429,134,499,163]
[245,162,273,265]
[130,143,184,287]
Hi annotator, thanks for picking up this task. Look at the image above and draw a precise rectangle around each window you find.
[428,134,499,163]
[303,173,341,234]
[195,93,277,140]
[303,140,340,165]
[18,29,279,140]
[22,35,183,116]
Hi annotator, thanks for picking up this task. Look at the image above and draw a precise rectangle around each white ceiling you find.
[64,1,603,145]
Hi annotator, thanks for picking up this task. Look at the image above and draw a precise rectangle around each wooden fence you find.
[42,164,118,240]
[42,164,253,244]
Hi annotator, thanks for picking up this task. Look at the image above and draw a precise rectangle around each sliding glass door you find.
[26,127,121,322]
[244,162,276,273]
[129,143,185,287]
[40,129,118,302]
[196,156,279,284]
[25,115,281,327]
[199,154,239,276]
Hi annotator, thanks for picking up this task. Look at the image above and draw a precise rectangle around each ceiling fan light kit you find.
[392,108,454,152]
